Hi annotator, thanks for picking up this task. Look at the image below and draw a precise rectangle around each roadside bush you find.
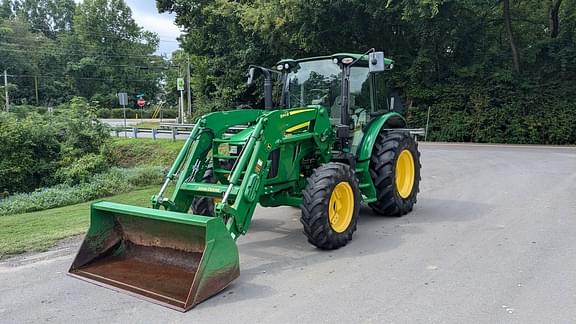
[0,166,166,216]
[55,153,110,185]
[0,113,61,193]
[56,97,110,159]
[96,108,111,118]
[9,105,49,118]
[0,97,112,195]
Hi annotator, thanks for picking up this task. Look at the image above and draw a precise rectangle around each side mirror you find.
[369,52,386,73]
[246,67,256,85]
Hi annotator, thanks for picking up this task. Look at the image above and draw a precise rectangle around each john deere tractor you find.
[69,50,422,311]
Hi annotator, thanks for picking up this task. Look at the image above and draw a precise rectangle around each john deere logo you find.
[266,143,272,151]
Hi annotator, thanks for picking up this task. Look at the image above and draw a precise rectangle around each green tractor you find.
[69,51,422,311]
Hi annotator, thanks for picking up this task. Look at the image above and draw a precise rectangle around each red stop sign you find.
[137,98,146,107]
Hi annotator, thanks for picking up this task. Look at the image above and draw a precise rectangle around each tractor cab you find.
[275,52,395,155]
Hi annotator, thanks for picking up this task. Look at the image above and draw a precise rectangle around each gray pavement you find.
[1,143,575,324]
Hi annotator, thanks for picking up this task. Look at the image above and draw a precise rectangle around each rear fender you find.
[356,112,406,162]
[354,112,405,202]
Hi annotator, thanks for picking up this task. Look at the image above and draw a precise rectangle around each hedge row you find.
[0,166,166,216]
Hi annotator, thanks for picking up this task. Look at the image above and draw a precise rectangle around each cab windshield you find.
[287,59,341,109]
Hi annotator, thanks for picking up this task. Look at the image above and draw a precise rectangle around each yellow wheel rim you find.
[395,149,416,199]
[328,182,354,233]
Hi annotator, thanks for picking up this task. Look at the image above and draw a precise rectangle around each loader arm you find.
[152,109,264,211]
[155,106,332,239]
[216,106,333,238]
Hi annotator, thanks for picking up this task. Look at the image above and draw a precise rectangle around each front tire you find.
[191,168,215,216]
[300,163,360,250]
[369,131,421,216]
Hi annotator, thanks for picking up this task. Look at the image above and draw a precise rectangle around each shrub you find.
[0,98,112,194]
[55,153,110,185]
[96,108,111,118]
[0,113,61,194]
[0,166,166,216]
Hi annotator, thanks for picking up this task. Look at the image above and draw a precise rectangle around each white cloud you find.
[132,11,181,38]
[132,10,182,55]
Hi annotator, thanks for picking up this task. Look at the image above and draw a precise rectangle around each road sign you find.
[118,92,128,106]
[137,98,146,107]
[177,78,185,91]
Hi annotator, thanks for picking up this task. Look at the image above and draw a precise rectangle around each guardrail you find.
[113,124,249,141]
[114,125,426,142]
[114,127,190,141]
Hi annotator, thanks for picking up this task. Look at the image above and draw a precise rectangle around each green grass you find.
[109,138,184,168]
[0,138,184,258]
[0,186,159,258]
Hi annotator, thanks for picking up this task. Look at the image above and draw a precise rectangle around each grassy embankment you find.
[0,138,183,259]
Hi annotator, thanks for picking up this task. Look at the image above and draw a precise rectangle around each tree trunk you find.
[549,0,562,38]
[503,0,520,74]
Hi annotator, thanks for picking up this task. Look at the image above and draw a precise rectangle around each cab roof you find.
[277,53,394,67]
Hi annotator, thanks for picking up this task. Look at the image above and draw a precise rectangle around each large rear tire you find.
[369,131,421,216]
[300,162,360,250]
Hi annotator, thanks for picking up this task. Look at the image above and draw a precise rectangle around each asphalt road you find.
[1,143,575,324]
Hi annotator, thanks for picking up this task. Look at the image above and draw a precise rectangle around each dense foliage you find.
[0,0,167,108]
[0,97,111,194]
[158,0,576,144]
[0,166,165,216]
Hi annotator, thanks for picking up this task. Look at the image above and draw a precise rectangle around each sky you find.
[74,0,182,56]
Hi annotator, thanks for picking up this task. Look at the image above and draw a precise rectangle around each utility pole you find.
[179,89,185,124]
[4,70,9,112]
[186,56,192,116]
[34,76,39,105]
[425,106,431,142]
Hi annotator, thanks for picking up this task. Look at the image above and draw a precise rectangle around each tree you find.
[63,0,163,106]
[158,0,576,144]
[0,0,12,18]
[549,0,563,38]
[14,0,76,37]
[503,0,520,74]
[1,0,168,107]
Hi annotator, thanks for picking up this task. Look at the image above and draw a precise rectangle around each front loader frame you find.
[152,107,334,239]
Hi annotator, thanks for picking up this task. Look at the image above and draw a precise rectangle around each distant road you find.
[99,118,177,127]
[1,143,576,323]
[101,119,187,140]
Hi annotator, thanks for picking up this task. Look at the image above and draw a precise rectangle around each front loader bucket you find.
[68,201,239,312]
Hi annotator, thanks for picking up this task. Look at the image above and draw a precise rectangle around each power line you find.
[8,73,163,83]
[22,25,182,43]
[0,39,167,54]
[0,32,180,44]
[0,46,170,60]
